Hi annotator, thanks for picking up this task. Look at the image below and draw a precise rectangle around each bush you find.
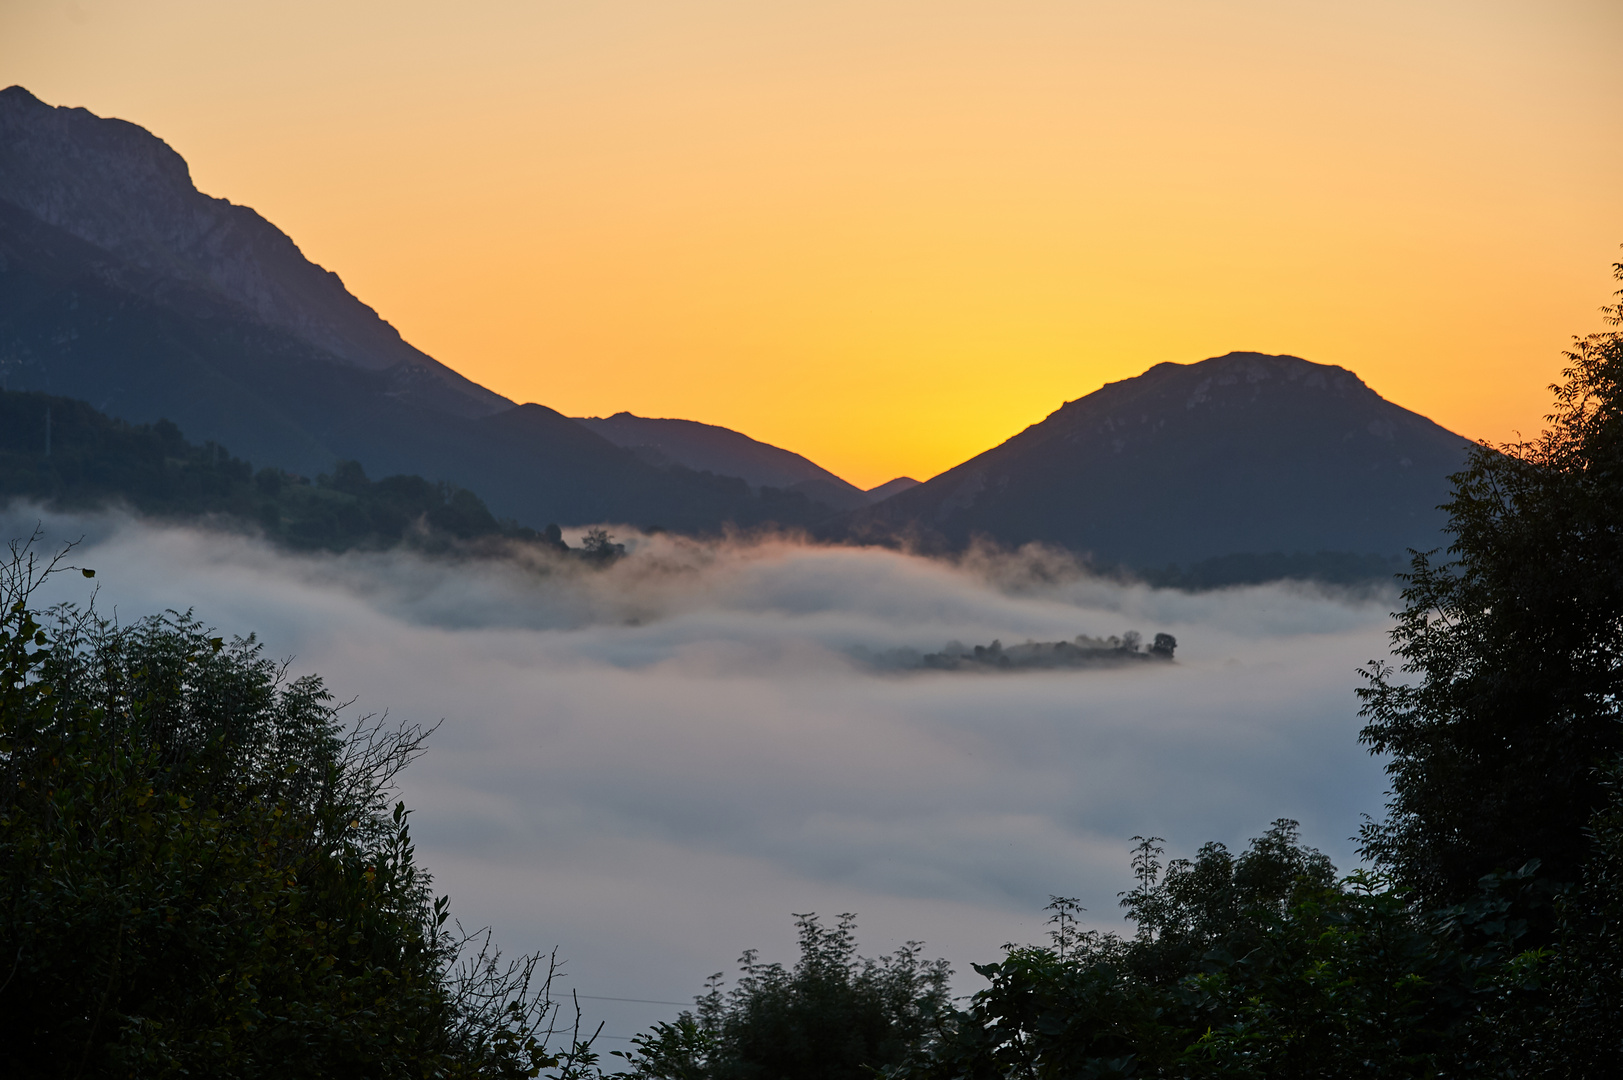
[0,538,593,1078]
[889,824,1561,1078]
[618,913,951,1080]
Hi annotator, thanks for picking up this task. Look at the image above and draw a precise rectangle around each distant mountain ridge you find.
[576,412,910,511]
[841,351,1473,570]
[865,476,920,501]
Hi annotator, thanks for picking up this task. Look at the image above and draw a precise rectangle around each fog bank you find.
[11,509,1395,1044]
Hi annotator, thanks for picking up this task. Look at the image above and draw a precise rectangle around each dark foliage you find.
[616,914,951,1080]
[1531,761,1623,1066]
[1357,259,1623,906]
[0,388,538,552]
[577,528,627,564]
[0,540,598,1078]
[918,632,1174,671]
[888,825,1569,1079]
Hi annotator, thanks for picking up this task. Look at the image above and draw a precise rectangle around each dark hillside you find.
[577,412,871,511]
[865,476,920,502]
[0,87,832,532]
[842,352,1472,572]
[0,388,525,551]
[0,85,505,416]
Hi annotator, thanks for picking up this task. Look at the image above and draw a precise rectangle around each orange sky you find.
[5,1,1621,488]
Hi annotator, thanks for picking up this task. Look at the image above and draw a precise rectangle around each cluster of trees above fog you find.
[862,631,1177,673]
[3,260,1622,1077]
[0,391,511,549]
[916,631,1175,671]
[0,391,641,562]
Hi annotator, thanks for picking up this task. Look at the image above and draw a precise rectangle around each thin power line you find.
[552,994,692,1007]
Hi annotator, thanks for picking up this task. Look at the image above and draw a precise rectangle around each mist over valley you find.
[0,84,1442,1043]
[13,507,1392,1041]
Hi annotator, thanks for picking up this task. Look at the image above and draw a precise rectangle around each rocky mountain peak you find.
[0,86,509,418]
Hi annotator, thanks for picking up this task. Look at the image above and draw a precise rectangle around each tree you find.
[0,537,596,1078]
[618,913,952,1080]
[887,823,1566,1079]
[1357,257,1623,906]
[895,826,1377,1078]
[579,528,626,564]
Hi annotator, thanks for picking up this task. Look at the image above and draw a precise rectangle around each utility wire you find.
[550,993,692,1006]
[546,993,692,1046]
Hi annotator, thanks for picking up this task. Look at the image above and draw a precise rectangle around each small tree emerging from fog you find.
[580,528,626,564]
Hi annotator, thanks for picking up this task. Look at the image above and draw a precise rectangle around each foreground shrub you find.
[0,540,591,1079]
[618,913,952,1080]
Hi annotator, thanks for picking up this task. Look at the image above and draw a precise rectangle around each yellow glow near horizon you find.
[5,1,1621,487]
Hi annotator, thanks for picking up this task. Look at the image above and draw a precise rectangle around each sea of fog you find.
[8,508,1397,1045]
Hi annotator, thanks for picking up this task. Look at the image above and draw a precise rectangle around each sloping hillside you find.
[842,352,1472,571]
[0,85,504,417]
[577,412,873,510]
[0,87,830,532]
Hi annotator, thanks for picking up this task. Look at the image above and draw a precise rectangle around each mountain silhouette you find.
[0,86,504,418]
[0,86,827,531]
[0,88,1478,574]
[865,476,920,502]
[841,352,1473,572]
[576,412,906,511]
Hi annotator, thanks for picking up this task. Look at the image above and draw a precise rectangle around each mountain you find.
[575,412,875,511]
[840,352,1473,572]
[0,86,826,531]
[0,86,505,418]
[865,476,920,501]
[0,88,1477,570]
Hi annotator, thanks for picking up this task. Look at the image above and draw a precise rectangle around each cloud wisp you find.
[12,510,1396,1041]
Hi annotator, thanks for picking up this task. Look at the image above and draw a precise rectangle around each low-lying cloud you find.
[11,508,1396,1042]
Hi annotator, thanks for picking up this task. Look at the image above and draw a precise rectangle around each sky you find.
[5,1,1621,486]
[19,508,1393,1045]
